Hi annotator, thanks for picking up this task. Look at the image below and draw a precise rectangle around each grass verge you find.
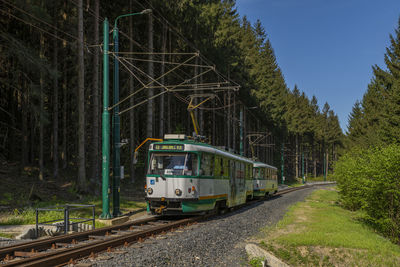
[0,232,15,239]
[0,197,146,228]
[255,188,400,267]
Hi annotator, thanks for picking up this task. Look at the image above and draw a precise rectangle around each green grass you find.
[304,175,335,182]
[256,188,400,267]
[286,182,304,188]
[0,232,15,239]
[285,175,335,187]
[0,197,146,228]
[248,256,265,267]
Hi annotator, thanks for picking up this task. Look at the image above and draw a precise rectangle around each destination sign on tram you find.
[154,144,184,151]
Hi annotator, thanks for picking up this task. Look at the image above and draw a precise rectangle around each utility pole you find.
[107,10,152,218]
[112,21,122,217]
[100,18,111,219]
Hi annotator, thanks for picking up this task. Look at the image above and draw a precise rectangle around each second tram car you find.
[145,134,278,215]
[252,162,278,198]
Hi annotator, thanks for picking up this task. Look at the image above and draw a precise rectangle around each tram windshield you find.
[148,153,198,176]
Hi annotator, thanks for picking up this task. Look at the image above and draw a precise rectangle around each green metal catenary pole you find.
[100,18,111,219]
[111,9,152,217]
[112,23,122,217]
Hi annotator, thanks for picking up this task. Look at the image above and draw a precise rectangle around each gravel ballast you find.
[79,186,330,266]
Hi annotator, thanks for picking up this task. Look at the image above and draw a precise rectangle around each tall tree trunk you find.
[193,57,198,136]
[39,34,44,181]
[313,139,317,177]
[90,0,100,190]
[199,65,204,136]
[212,98,216,145]
[22,79,28,166]
[167,29,172,134]
[227,92,231,149]
[129,0,136,183]
[264,133,268,164]
[256,120,260,159]
[146,11,154,138]
[295,134,299,179]
[159,22,167,138]
[77,0,86,191]
[53,22,59,179]
[243,108,247,156]
[305,149,308,178]
[61,0,68,170]
[62,58,68,169]
[30,106,35,164]
[325,147,329,177]
[232,94,236,153]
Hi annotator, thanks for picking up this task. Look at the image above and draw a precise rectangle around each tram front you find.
[145,135,200,215]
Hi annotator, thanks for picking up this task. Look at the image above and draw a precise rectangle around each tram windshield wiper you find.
[160,174,167,181]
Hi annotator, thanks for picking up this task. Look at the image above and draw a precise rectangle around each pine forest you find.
[0,0,343,195]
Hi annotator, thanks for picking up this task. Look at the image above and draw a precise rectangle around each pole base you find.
[112,211,123,218]
[99,213,112,219]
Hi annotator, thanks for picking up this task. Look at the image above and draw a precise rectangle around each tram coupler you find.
[155,205,166,214]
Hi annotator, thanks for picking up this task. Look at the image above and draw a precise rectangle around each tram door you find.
[229,160,236,206]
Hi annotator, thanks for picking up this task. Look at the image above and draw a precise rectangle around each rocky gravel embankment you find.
[79,185,331,267]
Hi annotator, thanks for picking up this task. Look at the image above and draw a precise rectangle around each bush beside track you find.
[334,144,400,243]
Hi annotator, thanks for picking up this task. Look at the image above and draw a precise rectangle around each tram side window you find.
[214,156,222,177]
[223,158,229,178]
[235,161,241,178]
[253,168,260,179]
[214,156,225,177]
[201,153,214,176]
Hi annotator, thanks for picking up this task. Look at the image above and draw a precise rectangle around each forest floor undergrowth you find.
[0,160,146,236]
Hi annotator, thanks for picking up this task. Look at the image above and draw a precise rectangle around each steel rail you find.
[0,182,334,266]
[0,216,158,260]
[2,217,202,267]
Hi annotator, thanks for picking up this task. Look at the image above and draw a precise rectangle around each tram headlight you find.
[147,187,153,195]
[175,189,182,196]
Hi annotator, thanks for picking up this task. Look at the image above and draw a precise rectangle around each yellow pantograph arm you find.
[135,138,163,153]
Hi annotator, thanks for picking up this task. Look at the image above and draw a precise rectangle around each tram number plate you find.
[150,179,155,185]
[154,144,184,151]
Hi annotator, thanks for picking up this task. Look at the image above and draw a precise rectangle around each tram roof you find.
[253,161,277,170]
[150,139,254,164]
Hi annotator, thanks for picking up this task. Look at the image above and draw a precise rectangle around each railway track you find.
[0,182,334,266]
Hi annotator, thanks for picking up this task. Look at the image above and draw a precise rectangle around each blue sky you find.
[235,0,400,132]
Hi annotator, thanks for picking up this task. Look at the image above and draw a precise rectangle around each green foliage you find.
[347,17,400,148]
[334,144,400,242]
[0,0,342,191]
[248,257,265,267]
[258,189,400,267]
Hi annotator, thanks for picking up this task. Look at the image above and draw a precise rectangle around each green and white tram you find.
[252,162,278,198]
[145,134,254,215]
